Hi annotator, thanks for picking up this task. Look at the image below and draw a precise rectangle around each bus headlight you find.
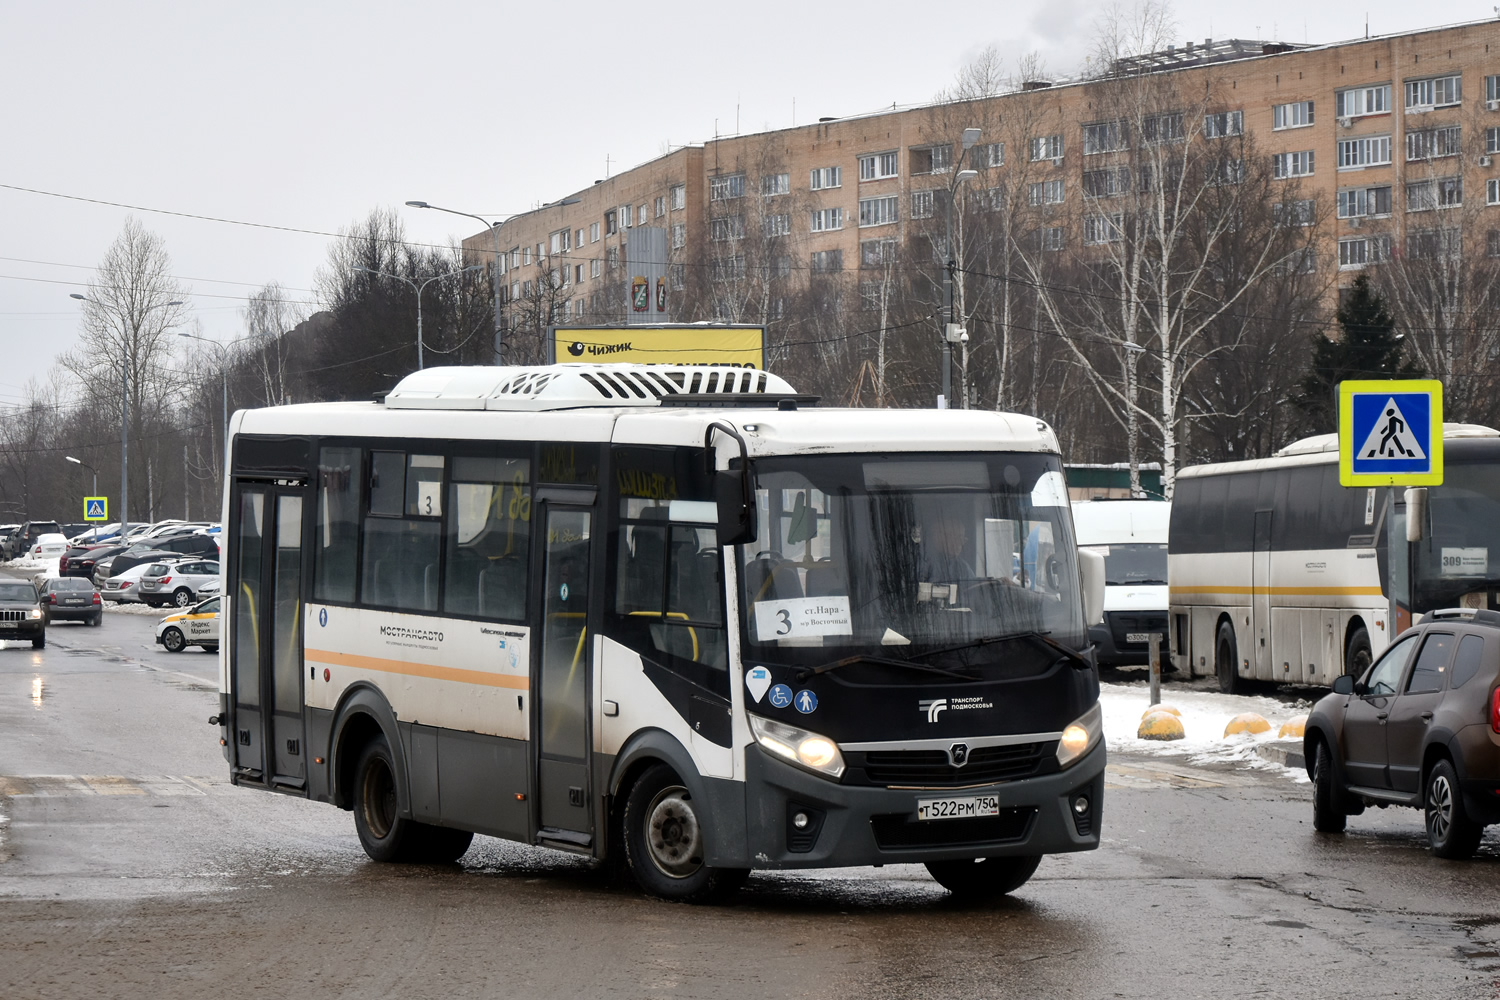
[1055,702,1102,769]
[748,715,846,780]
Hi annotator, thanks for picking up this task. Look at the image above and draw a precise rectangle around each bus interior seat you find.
[804,560,846,598]
[743,553,804,602]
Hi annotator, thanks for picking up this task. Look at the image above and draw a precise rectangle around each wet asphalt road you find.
[3,601,1500,999]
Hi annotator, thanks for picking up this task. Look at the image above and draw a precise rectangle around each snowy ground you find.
[1099,680,1316,781]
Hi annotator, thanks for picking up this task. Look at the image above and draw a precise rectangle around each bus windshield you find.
[1414,460,1500,608]
[738,453,1085,667]
[1080,543,1168,586]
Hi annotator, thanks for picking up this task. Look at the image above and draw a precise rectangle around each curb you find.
[1255,740,1306,770]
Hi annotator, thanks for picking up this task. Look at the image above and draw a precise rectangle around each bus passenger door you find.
[229,483,308,791]
[1252,510,1272,677]
[533,503,595,848]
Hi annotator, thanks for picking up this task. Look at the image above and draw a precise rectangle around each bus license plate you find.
[917,795,1000,821]
[1126,632,1154,643]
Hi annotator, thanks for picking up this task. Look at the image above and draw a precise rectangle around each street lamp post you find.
[65,456,97,498]
[941,128,984,410]
[353,264,482,371]
[406,198,581,363]
[70,292,183,531]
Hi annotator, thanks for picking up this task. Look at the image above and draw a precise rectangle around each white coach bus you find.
[213,364,1108,902]
[1169,424,1500,692]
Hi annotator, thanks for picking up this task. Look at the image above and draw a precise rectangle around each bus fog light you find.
[792,811,810,829]
[1055,703,1102,769]
[749,715,845,779]
[1073,795,1090,816]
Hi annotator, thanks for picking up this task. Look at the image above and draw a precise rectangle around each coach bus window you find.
[444,456,530,620]
[362,450,442,612]
[314,447,361,603]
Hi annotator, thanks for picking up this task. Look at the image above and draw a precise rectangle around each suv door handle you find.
[1376,712,1388,722]
[1420,711,1433,722]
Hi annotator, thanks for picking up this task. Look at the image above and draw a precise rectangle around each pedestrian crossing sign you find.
[84,497,108,521]
[1338,379,1444,486]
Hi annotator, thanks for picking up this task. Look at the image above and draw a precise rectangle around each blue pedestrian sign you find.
[83,497,108,521]
[794,689,819,714]
[1338,379,1444,486]
[767,684,793,709]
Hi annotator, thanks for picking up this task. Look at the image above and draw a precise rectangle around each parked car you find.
[1306,606,1500,859]
[39,577,103,625]
[97,534,219,583]
[0,579,46,647]
[66,543,126,579]
[138,559,220,608]
[197,578,221,597]
[100,562,159,603]
[8,520,63,560]
[26,532,69,561]
[155,596,220,653]
[57,523,91,539]
[0,524,20,556]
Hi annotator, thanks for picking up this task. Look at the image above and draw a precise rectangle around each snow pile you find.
[1099,681,1316,776]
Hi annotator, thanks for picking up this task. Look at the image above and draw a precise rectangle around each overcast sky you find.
[1,1,1489,408]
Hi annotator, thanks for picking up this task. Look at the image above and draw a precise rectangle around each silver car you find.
[138,559,221,608]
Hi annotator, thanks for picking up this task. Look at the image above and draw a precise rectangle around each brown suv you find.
[1305,608,1500,858]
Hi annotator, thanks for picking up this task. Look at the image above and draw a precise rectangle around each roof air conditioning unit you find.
[1481,155,1494,167]
[1338,117,1354,128]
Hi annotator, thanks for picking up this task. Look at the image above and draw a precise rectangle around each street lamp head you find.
[70,293,88,301]
[956,169,979,183]
[462,264,484,273]
[66,456,81,465]
[961,127,982,149]
[405,200,431,208]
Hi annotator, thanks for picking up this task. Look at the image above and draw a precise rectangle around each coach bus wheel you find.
[353,736,421,863]
[1344,627,1372,679]
[926,855,1041,897]
[1215,621,1240,694]
[161,627,186,653]
[622,763,748,903]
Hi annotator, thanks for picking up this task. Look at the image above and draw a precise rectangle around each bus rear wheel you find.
[926,855,1041,898]
[622,763,748,903]
[1344,627,1372,679]
[1215,621,1240,694]
[353,736,422,862]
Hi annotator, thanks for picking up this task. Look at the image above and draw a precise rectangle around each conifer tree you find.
[1296,275,1420,432]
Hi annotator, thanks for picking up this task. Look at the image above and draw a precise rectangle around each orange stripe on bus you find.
[1169,586,1384,597]
[304,648,529,689]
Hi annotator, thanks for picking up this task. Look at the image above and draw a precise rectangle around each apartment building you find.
[464,17,1500,328]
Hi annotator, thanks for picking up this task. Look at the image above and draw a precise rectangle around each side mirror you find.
[1076,547,1106,626]
[1332,674,1355,695]
[1404,487,1428,543]
[715,470,756,546]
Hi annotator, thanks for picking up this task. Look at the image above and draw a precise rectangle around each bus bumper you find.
[740,739,1105,869]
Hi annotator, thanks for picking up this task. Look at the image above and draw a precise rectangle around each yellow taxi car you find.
[155,596,220,653]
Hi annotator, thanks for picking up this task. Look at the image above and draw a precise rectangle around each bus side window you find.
[444,456,530,621]
[315,446,361,604]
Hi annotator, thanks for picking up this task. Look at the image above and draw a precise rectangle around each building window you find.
[671,223,686,249]
[1406,177,1462,212]
[709,173,745,201]
[1029,134,1063,161]
[1488,231,1500,257]
[971,142,1004,168]
[911,189,936,219]
[1489,178,1500,206]
[710,215,744,242]
[858,280,883,311]
[910,144,953,175]
[712,255,746,281]
[1041,226,1064,251]
[1273,101,1315,130]
[774,255,792,278]
[762,214,790,238]
[1083,213,1123,245]
[810,207,843,232]
[1488,127,1500,154]
[1339,238,1371,269]
[1283,247,1317,275]
[575,263,585,283]
[670,263,685,289]
[1407,228,1460,260]
[983,184,1007,211]
[522,246,532,266]
[1082,121,1128,154]
[1336,135,1392,169]
[606,247,619,270]
[810,166,842,190]
[1273,200,1315,227]
[1405,75,1462,111]
[1335,84,1391,119]
[857,195,898,227]
[810,249,843,273]
[654,196,666,218]
[1028,179,1065,205]
[860,239,896,268]
[550,230,570,254]
[1082,167,1129,198]
[590,222,600,243]
[671,185,686,210]
[590,258,601,278]
[762,173,790,197]
[1141,113,1183,145]
[1203,110,1243,138]
[604,210,617,236]
[858,151,899,181]
[621,205,634,228]
[1406,126,1462,161]
[1337,185,1393,218]
[1208,157,1244,186]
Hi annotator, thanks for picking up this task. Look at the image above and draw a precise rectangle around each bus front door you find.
[534,504,595,849]
[1252,510,1272,678]
[229,484,308,792]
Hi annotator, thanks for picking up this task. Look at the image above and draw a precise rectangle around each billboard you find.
[550,325,765,368]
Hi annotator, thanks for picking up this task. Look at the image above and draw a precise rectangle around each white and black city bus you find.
[215,364,1107,901]
[1169,425,1500,692]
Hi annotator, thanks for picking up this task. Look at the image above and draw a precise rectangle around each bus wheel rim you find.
[645,786,703,879]
[363,758,396,839]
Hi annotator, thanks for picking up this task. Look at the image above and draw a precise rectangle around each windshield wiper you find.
[795,654,978,682]
[907,630,1091,668]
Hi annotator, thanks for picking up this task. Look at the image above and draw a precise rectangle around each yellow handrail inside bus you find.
[627,610,700,661]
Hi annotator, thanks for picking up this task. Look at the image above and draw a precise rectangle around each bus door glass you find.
[1253,510,1272,675]
[535,504,594,841]
[230,482,307,789]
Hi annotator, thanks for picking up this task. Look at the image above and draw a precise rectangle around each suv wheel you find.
[1425,759,1483,859]
[172,588,194,607]
[1311,741,1347,833]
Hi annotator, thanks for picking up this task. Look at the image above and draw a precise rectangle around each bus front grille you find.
[849,743,1052,787]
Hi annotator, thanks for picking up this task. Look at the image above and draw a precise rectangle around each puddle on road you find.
[30,675,42,708]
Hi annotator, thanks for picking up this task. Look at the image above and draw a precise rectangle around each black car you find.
[8,520,62,560]
[1305,607,1500,858]
[61,542,122,577]
[39,576,103,625]
[0,579,46,647]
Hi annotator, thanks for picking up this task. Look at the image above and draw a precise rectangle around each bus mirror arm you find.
[706,421,757,546]
[1404,487,1427,543]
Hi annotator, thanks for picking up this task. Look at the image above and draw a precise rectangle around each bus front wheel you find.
[622,763,748,903]
[1215,621,1240,694]
[1344,627,1372,679]
[926,855,1041,897]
